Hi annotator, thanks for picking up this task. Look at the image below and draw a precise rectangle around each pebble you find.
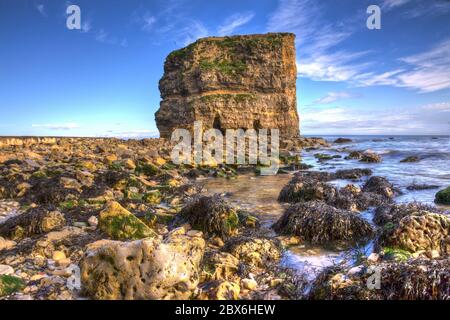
[241,278,258,291]
[348,265,363,275]
[367,253,379,263]
[0,236,17,251]
[187,230,203,238]
[52,251,66,261]
[88,216,98,227]
[0,264,14,275]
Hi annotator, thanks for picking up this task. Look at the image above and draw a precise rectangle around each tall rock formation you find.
[155,33,300,140]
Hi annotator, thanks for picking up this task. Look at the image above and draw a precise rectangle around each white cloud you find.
[312,91,358,105]
[32,123,80,130]
[382,0,412,10]
[181,20,209,45]
[421,102,450,112]
[35,4,47,17]
[217,12,255,36]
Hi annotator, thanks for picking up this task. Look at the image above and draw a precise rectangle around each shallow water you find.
[202,135,450,281]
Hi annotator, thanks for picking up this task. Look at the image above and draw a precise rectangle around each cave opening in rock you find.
[213,114,225,135]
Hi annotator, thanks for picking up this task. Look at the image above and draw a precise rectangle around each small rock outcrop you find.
[155,33,300,140]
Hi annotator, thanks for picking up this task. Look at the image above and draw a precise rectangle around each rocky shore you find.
[0,136,448,300]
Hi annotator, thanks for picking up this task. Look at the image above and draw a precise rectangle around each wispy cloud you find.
[268,0,371,84]
[395,39,450,92]
[32,123,80,130]
[131,10,157,32]
[312,91,359,105]
[95,29,128,47]
[217,12,255,36]
[35,3,47,17]
[81,19,92,33]
[421,102,450,112]
[382,0,412,10]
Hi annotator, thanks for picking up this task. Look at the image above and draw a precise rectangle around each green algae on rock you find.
[98,201,157,240]
[435,186,450,205]
[0,275,25,297]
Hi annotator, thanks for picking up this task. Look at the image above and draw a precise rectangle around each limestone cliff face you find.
[155,33,300,140]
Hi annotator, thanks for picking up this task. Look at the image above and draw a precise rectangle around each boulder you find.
[178,195,240,239]
[0,207,65,240]
[80,232,205,300]
[435,186,450,205]
[273,201,374,245]
[378,212,449,256]
[359,152,382,163]
[223,236,282,268]
[98,201,157,240]
[362,176,396,199]
[334,138,352,144]
[400,156,420,163]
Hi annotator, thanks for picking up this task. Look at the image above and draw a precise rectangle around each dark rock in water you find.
[359,152,382,163]
[435,186,450,205]
[0,207,65,240]
[344,150,363,160]
[313,153,334,161]
[278,177,338,204]
[406,184,440,191]
[223,236,282,268]
[308,259,450,300]
[279,171,390,211]
[400,156,420,163]
[273,201,374,245]
[334,138,352,144]
[179,195,240,239]
[362,176,396,199]
[335,168,372,180]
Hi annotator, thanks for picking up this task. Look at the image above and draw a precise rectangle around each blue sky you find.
[0,0,449,137]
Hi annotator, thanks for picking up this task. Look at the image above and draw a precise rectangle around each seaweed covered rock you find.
[378,212,449,257]
[278,172,387,211]
[374,202,442,226]
[435,186,450,205]
[178,195,239,239]
[98,201,157,240]
[223,236,282,268]
[334,168,372,180]
[155,33,300,140]
[362,176,396,199]
[359,152,382,163]
[278,177,338,203]
[0,207,65,240]
[308,258,450,300]
[273,201,374,246]
[80,232,205,300]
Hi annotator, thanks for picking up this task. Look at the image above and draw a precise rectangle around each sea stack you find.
[155,33,300,140]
